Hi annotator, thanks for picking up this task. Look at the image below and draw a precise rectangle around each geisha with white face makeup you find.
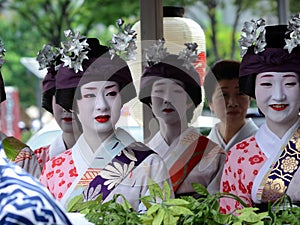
[255,72,300,137]
[76,81,122,148]
[220,19,300,214]
[150,78,191,129]
[40,42,172,212]
[139,53,226,197]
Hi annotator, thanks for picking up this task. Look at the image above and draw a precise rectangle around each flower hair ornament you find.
[144,38,170,66]
[59,30,90,73]
[239,18,266,57]
[144,38,199,70]
[284,13,300,53]
[109,18,137,61]
[36,44,60,70]
[0,39,6,68]
[178,42,198,70]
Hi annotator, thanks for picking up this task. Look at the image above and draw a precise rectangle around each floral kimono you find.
[147,126,226,195]
[220,118,300,214]
[34,133,67,170]
[40,128,172,211]
[4,133,67,179]
[208,118,258,152]
[0,151,72,224]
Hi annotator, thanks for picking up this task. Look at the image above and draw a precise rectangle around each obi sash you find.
[65,142,154,208]
[259,127,300,203]
[169,130,208,192]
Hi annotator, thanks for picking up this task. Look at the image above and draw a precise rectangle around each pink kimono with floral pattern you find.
[220,121,300,214]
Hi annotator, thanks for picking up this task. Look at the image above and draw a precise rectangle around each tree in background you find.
[0,0,298,110]
[182,0,279,64]
[0,0,140,110]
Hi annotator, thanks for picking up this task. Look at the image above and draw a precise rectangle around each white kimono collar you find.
[147,127,199,159]
[255,117,300,158]
[49,134,66,158]
[73,128,136,175]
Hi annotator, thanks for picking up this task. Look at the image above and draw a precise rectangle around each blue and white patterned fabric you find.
[0,147,72,225]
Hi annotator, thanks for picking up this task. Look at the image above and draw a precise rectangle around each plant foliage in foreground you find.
[68,180,300,225]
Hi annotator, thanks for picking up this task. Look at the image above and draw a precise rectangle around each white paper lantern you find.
[127,6,206,128]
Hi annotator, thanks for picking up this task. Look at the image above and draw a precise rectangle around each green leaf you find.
[148,178,164,200]
[120,195,134,211]
[165,198,191,206]
[163,180,171,200]
[2,137,27,161]
[146,204,160,215]
[152,208,165,225]
[168,206,194,216]
[232,222,243,225]
[236,209,265,223]
[164,212,178,224]
[252,221,265,225]
[211,210,232,224]
[77,194,103,212]
[140,214,153,225]
[66,195,83,212]
[141,196,153,209]
[192,183,209,196]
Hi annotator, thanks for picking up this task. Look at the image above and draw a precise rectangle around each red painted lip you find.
[270,104,288,111]
[95,115,110,123]
[62,117,72,122]
[163,108,174,113]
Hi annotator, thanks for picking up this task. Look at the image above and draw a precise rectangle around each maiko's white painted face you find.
[150,78,191,125]
[255,71,300,127]
[76,81,121,137]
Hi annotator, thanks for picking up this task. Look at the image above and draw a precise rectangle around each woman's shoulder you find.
[125,141,166,163]
[127,141,155,152]
[43,149,73,169]
[227,135,258,156]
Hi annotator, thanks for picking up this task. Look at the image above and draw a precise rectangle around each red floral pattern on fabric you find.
[219,136,267,214]
[52,157,65,168]
[249,155,264,165]
[223,181,231,193]
[39,149,78,201]
[236,141,249,150]
[33,145,50,168]
[69,168,78,177]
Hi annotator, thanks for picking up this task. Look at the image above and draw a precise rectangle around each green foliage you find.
[69,180,300,225]
[140,180,194,225]
[68,193,141,225]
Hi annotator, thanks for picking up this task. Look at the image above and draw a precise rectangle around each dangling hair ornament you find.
[178,42,198,70]
[239,18,266,57]
[59,29,90,73]
[36,44,59,70]
[284,13,300,53]
[109,18,137,61]
[144,38,169,66]
[0,40,6,68]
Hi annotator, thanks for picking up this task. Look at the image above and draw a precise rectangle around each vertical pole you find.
[277,0,290,24]
[139,0,163,141]
[36,77,42,130]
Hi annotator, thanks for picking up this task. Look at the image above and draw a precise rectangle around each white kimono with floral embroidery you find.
[40,128,172,211]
